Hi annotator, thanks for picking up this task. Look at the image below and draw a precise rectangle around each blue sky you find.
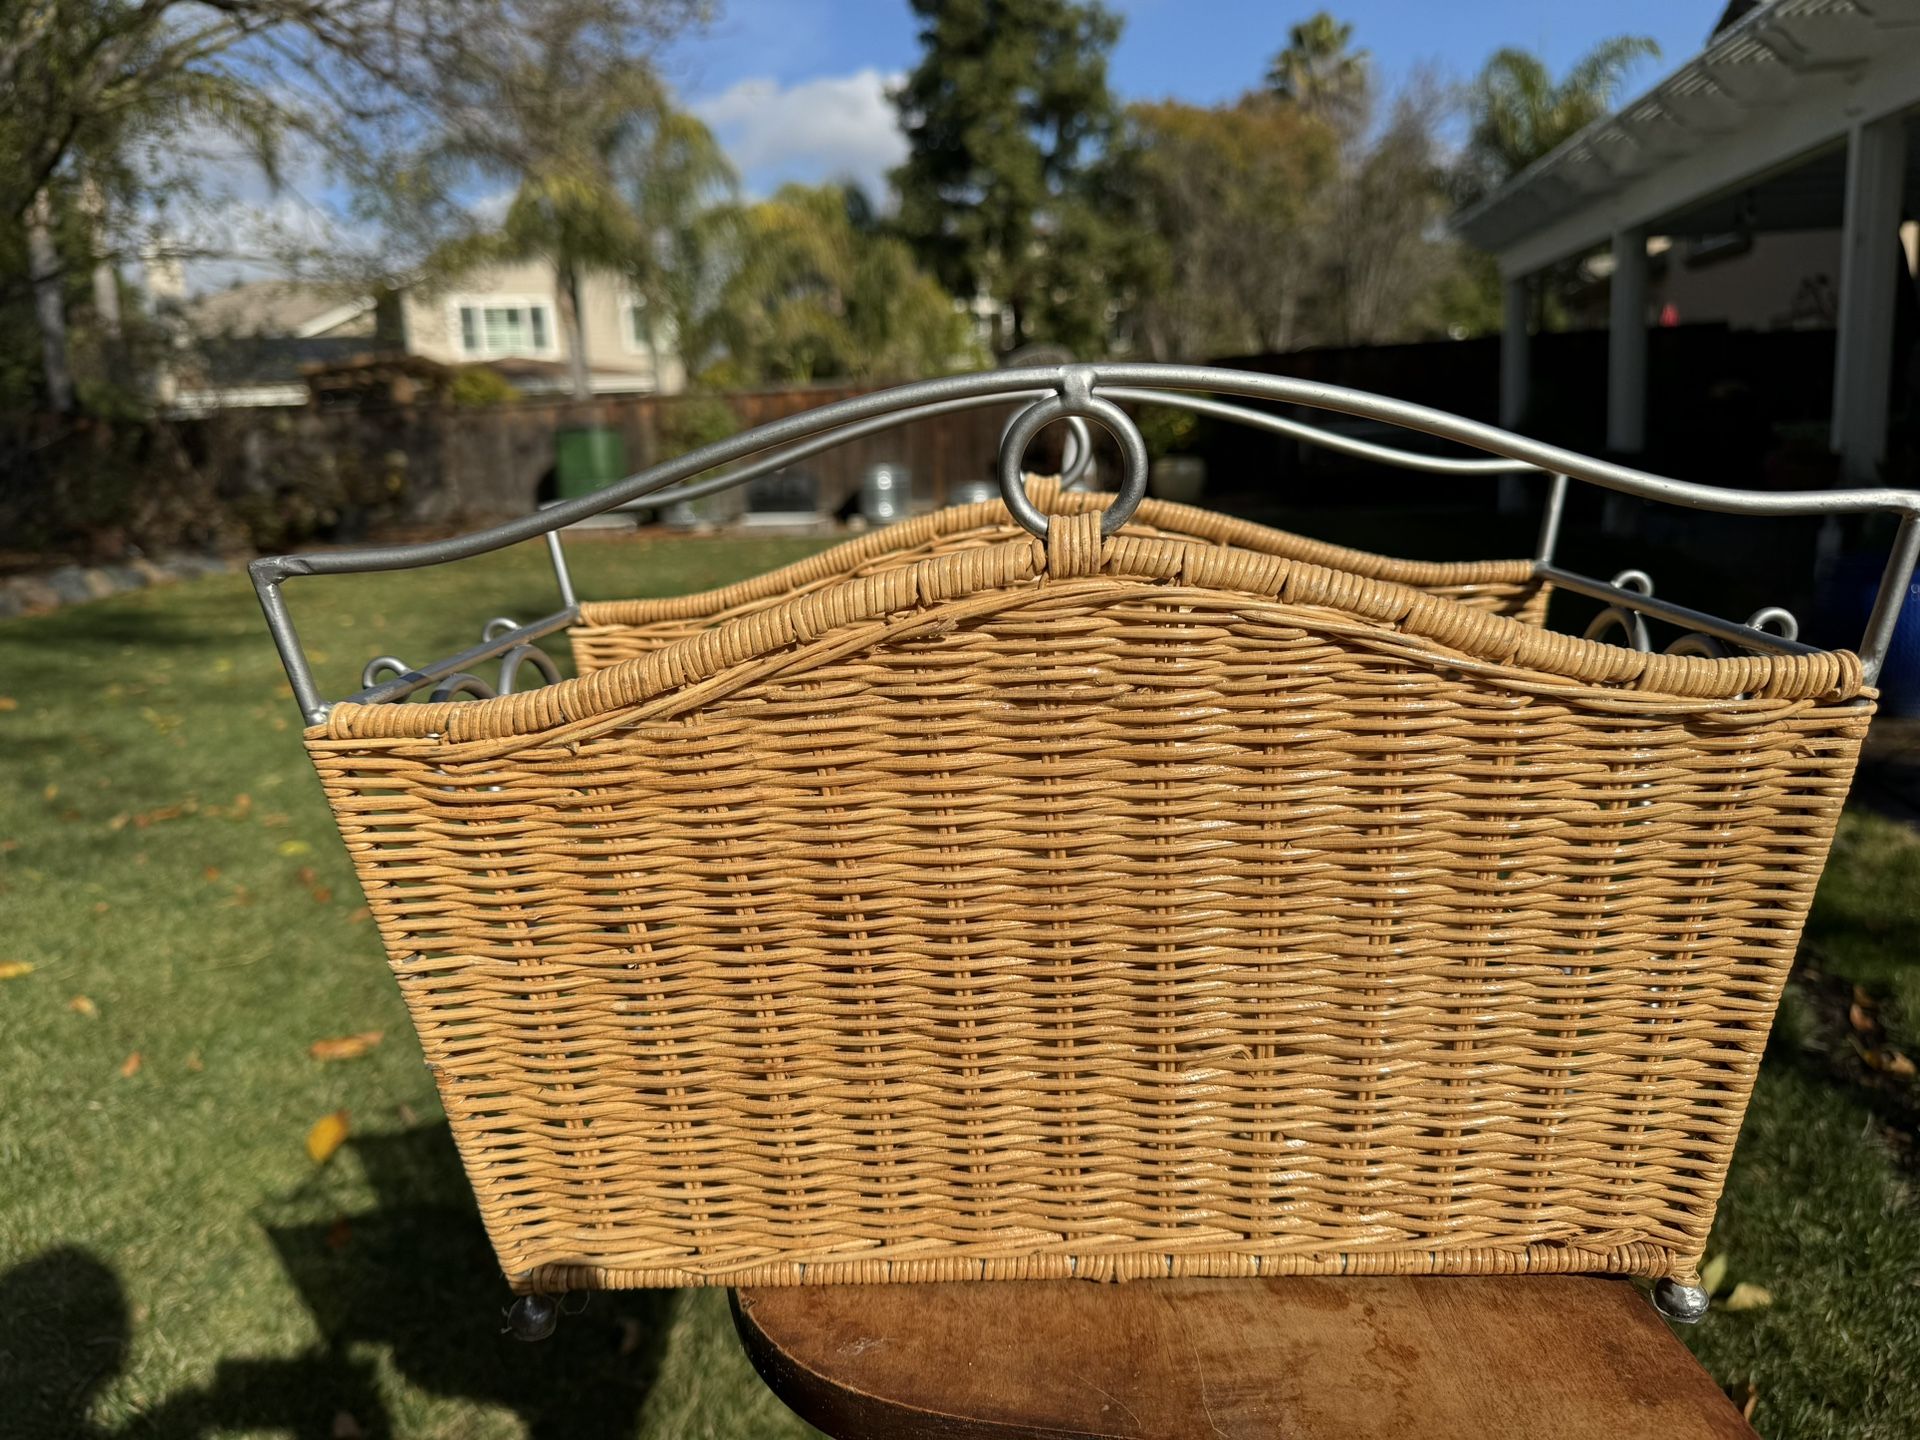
[668,1,1728,198]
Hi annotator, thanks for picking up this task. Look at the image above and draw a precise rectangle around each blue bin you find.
[1819,552,1920,716]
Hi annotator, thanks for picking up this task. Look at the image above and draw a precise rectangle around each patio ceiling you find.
[1454,0,1920,275]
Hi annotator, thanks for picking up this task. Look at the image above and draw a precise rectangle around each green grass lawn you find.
[2,533,1917,1439]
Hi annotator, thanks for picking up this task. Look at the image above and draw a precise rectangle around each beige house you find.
[168,258,684,411]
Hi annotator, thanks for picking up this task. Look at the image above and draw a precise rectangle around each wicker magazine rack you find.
[252,365,1920,1334]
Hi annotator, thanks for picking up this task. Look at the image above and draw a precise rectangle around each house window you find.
[452,297,555,358]
[621,294,651,355]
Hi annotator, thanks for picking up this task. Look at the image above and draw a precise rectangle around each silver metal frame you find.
[251,363,1920,725]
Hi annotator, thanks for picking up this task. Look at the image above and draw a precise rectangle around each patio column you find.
[1499,273,1530,430]
[1607,228,1648,454]
[1831,114,1908,483]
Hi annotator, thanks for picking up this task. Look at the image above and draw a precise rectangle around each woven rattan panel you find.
[311,525,1868,1293]
[568,479,1550,675]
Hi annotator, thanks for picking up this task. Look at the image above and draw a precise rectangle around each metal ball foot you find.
[1652,1278,1711,1325]
[507,1293,560,1342]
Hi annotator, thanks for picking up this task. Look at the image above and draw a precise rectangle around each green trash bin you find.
[554,426,628,499]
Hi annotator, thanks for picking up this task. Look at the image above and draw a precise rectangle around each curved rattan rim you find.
[318,521,1866,743]
[576,478,1539,628]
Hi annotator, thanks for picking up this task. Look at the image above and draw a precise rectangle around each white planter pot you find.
[1149,455,1207,505]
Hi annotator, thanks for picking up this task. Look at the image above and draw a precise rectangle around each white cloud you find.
[692,67,908,201]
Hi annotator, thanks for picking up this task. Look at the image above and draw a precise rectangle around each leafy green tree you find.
[1121,97,1333,358]
[1,1,705,411]
[701,183,980,384]
[890,0,1128,357]
[1458,37,1661,201]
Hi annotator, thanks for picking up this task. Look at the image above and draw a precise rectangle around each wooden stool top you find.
[732,1275,1757,1440]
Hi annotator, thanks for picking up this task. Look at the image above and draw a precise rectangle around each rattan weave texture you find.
[311,519,1868,1293]
[568,479,1550,674]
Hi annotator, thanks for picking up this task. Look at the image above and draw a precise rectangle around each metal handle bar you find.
[253,363,1920,722]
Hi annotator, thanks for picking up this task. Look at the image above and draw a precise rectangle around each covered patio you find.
[1456,0,1920,484]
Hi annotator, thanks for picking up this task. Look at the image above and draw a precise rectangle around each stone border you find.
[0,554,241,619]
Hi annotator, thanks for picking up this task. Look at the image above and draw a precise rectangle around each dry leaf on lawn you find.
[1882,1049,1916,1078]
[0,961,34,980]
[1849,1001,1876,1034]
[0,697,18,711]
[118,1051,142,1078]
[308,1031,384,1063]
[278,839,311,857]
[306,1109,350,1164]
[68,995,97,1017]
[1724,1282,1774,1311]
[1699,1254,1729,1296]
[184,1052,205,1072]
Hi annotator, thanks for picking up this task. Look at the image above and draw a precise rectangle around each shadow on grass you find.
[0,1124,678,1440]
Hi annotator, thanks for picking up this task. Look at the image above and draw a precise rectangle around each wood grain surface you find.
[732,1275,1758,1440]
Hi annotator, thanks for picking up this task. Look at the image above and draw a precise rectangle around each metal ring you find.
[361,655,412,688]
[997,411,1095,490]
[1746,606,1799,641]
[430,672,497,702]
[497,644,561,695]
[1584,605,1652,652]
[998,391,1147,539]
[1665,632,1728,658]
[482,617,520,642]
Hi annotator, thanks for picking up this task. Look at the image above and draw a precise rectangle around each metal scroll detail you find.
[357,618,565,706]
[1666,605,1799,659]
[1578,570,1802,661]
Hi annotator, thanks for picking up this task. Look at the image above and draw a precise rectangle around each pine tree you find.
[889,0,1127,358]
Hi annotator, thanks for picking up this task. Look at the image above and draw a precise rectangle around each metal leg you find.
[507,1292,561,1341]
[1652,1278,1710,1324]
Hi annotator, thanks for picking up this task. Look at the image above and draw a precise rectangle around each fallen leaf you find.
[278,839,311,857]
[0,697,17,711]
[1853,985,1876,1010]
[311,887,333,904]
[0,961,34,980]
[1699,1254,1729,1297]
[91,901,110,915]
[347,906,371,926]
[1724,1282,1773,1311]
[306,1109,350,1164]
[202,866,221,883]
[1882,1050,1916,1078]
[1738,1380,1759,1422]
[68,995,97,1018]
[308,1031,384,1063]
[42,783,57,802]
[118,1051,142,1079]
[1849,1002,1876,1034]
[184,1052,205,1073]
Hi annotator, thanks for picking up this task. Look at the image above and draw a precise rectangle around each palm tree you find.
[1265,12,1372,139]
[432,25,681,400]
[616,107,737,376]
[1460,37,1661,201]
